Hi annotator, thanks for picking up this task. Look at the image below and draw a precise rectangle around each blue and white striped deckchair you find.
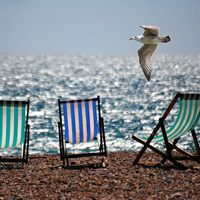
[63,99,98,144]
[58,96,107,167]
[0,100,30,164]
[132,92,200,168]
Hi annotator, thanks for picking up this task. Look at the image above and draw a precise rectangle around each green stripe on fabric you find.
[166,99,184,136]
[168,99,193,141]
[13,101,19,147]
[0,102,3,148]
[144,96,200,143]
[186,100,199,130]
[150,98,184,143]
[20,102,26,144]
[166,99,194,141]
[174,100,188,134]
[5,102,11,148]
[152,99,200,143]
[188,100,200,131]
[167,99,190,141]
[190,112,200,131]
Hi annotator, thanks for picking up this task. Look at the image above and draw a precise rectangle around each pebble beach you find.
[1,151,200,199]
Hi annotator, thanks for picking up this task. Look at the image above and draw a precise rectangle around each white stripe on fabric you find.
[190,95,200,129]
[89,100,94,140]
[170,97,188,136]
[74,101,80,143]
[67,103,72,143]
[150,94,200,143]
[168,96,191,140]
[16,101,22,146]
[153,94,190,142]
[2,101,7,148]
[81,101,87,143]
[152,100,186,142]
[189,100,200,130]
[178,95,200,134]
[168,97,191,141]
[154,95,200,142]
[9,101,15,148]
[166,96,190,141]
[177,97,198,136]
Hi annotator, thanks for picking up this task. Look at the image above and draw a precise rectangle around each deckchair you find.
[58,96,107,167]
[0,100,30,165]
[132,92,200,168]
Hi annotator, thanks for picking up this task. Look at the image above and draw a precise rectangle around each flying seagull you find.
[130,25,171,81]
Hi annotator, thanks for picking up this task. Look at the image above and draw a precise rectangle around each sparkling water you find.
[0,54,200,155]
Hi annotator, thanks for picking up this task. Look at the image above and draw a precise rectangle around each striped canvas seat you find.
[0,100,30,165]
[132,92,200,168]
[63,99,98,143]
[147,94,200,142]
[58,96,107,167]
[0,101,26,148]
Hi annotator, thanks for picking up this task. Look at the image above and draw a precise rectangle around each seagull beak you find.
[129,37,134,40]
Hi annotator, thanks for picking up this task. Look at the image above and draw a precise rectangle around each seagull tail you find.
[160,36,171,43]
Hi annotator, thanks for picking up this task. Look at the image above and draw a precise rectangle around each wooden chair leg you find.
[159,118,172,158]
[159,118,187,168]
[161,138,179,164]
[132,130,157,165]
[132,135,172,160]
[132,134,187,169]
[132,118,186,168]
[191,129,200,158]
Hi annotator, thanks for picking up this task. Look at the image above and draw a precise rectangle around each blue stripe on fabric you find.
[85,101,91,142]
[93,101,98,139]
[78,102,84,143]
[63,103,69,142]
[70,102,76,143]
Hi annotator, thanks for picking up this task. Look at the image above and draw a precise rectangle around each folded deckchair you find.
[0,100,30,165]
[58,96,107,167]
[132,92,200,168]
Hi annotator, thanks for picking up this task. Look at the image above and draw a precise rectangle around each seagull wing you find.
[138,44,158,81]
[140,25,159,36]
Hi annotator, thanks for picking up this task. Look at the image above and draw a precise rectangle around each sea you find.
[0,54,200,156]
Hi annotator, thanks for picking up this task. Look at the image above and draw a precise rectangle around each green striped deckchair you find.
[0,100,30,164]
[58,96,107,167]
[132,92,200,168]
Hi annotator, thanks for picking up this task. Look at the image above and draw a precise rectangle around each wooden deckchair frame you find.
[58,96,107,167]
[132,92,200,169]
[0,100,30,165]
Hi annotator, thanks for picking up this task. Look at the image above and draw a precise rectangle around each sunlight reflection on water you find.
[0,54,200,155]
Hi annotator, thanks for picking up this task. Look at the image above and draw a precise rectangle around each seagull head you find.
[129,36,139,41]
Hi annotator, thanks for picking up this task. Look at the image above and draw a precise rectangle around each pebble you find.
[0,151,200,199]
